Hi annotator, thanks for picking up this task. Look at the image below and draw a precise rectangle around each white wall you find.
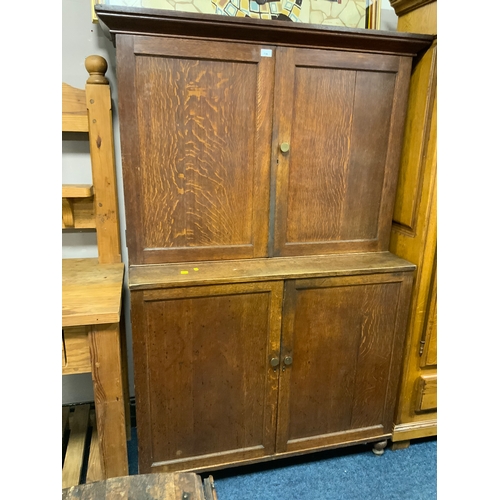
[62,0,132,404]
[380,0,398,31]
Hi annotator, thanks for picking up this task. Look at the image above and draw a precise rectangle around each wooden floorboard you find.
[63,405,106,489]
[62,406,70,439]
[63,405,90,488]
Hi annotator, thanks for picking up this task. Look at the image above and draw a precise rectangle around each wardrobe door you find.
[271,47,412,257]
[116,35,275,264]
[276,272,413,454]
[131,281,283,473]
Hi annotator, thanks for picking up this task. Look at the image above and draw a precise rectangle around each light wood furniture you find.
[62,405,108,485]
[62,55,129,486]
[62,473,218,500]
[96,5,434,474]
[389,0,437,447]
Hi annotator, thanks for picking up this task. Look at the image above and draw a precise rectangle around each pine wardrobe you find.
[96,5,434,474]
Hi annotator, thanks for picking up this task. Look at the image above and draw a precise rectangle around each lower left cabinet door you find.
[131,281,284,473]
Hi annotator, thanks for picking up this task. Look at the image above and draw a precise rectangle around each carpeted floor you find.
[127,430,437,499]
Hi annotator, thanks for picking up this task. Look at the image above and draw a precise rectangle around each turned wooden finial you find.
[85,55,109,84]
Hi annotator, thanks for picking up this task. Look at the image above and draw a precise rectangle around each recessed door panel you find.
[277,273,413,453]
[131,282,283,473]
[272,48,411,256]
[117,36,274,264]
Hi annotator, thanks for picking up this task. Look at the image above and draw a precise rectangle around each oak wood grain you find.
[98,7,426,474]
[132,282,282,473]
[276,273,411,453]
[117,36,273,264]
[272,48,411,256]
[129,252,415,290]
[134,431,391,475]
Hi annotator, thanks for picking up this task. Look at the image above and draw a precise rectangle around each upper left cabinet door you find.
[116,35,275,264]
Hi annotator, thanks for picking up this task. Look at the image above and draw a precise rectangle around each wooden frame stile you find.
[130,289,152,475]
[116,35,142,265]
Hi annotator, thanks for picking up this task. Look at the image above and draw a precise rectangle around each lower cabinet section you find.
[131,270,414,473]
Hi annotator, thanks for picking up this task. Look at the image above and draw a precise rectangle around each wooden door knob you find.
[280,142,290,154]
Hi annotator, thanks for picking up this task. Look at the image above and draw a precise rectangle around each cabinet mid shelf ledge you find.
[129,252,416,290]
[95,4,434,56]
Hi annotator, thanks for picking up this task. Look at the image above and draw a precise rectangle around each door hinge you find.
[419,340,425,356]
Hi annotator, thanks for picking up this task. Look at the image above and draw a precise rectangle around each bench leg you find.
[89,323,129,479]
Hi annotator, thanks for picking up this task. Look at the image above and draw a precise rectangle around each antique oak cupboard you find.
[96,5,434,474]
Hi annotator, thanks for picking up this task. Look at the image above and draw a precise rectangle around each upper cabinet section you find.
[96,5,434,265]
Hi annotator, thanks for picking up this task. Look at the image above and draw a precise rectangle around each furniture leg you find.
[372,440,388,456]
[391,440,411,451]
[88,323,129,478]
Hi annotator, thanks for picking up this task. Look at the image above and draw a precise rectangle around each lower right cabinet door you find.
[276,271,414,454]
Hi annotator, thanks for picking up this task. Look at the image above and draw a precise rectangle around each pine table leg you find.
[88,323,129,478]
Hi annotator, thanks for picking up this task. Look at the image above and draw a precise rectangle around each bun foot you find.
[372,439,388,456]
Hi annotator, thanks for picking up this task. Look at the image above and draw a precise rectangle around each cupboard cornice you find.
[95,5,434,56]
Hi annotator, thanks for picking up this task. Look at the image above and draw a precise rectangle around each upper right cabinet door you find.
[272,47,412,257]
